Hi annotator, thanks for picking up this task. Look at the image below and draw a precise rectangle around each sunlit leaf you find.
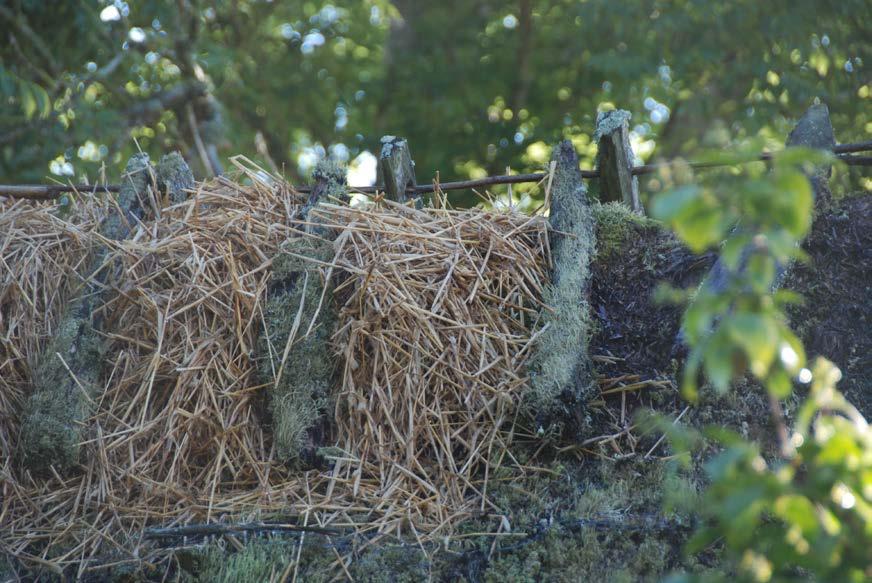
[773,169,813,237]
[767,368,792,399]
[18,83,37,120]
[726,314,778,378]
[650,185,701,222]
[704,333,736,394]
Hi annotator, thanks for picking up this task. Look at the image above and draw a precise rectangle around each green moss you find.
[260,237,338,462]
[21,315,102,473]
[593,201,658,261]
[311,158,348,203]
[181,537,449,583]
[156,151,195,204]
[484,529,669,583]
[180,539,301,583]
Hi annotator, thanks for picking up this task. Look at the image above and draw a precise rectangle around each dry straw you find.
[0,163,553,578]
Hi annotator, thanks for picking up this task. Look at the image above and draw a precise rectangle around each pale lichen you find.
[593,109,632,142]
[526,140,596,433]
[259,237,338,463]
[21,316,102,473]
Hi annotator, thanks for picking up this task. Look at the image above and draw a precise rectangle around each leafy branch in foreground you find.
[647,146,872,582]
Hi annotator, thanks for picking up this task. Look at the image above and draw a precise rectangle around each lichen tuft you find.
[260,237,338,463]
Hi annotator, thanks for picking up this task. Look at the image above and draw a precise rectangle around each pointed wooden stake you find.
[528,140,597,436]
[378,136,417,203]
[21,154,154,475]
[594,109,643,214]
[157,152,195,204]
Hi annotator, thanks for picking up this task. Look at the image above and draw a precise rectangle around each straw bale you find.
[0,163,550,577]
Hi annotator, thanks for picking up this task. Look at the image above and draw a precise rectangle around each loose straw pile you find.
[0,166,550,578]
[313,200,550,531]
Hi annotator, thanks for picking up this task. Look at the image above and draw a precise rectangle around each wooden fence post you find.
[21,154,154,474]
[378,136,417,204]
[301,158,348,230]
[786,103,835,209]
[594,109,643,214]
[157,152,195,205]
[527,140,597,436]
[675,103,839,357]
[258,158,348,466]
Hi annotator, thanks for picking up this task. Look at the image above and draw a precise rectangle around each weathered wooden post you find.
[703,103,837,296]
[301,158,348,229]
[378,136,418,204]
[259,158,348,466]
[21,153,159,474]
[785,103,835,210]
[593,109,643,214]
[674,103,838,358]
[157,151,195,204]
[527,140,597,435]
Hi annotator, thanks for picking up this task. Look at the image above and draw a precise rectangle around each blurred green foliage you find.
[649,147,872,581]
[661,358,872,583]
[1,1,870,204]
[651,147,830,401]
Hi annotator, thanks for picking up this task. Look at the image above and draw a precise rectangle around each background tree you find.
[1,0,870,205]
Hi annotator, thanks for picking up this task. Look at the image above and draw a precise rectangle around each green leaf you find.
[32,84,51,119]
[778,326,806,374]
[774,495,819,538]
[19,83,37,120]
[702,425,749,447]
[767,367,792,399]
[726,314,779,378]
[746,253,776,294]
[766,230,798,264]
[721,234,750,271]
[774,147,833,170]
[704,333,736,394]
[685,527,721,555]
[673,199,723,253]
[682,349,702,403]
[650,185,700,221]
[773,169,813,237]
[773,289,804,308]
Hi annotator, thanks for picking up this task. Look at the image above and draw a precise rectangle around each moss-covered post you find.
[301,158,347,231]
[21,154,153,474]
[702,103,837,299]
[786,103,835,210]
[527,140,597,436]
[673,104,839,358]
[157,151,195,205]
[259,159,348,466]
[593,109,642,214]
[378,136,417,204]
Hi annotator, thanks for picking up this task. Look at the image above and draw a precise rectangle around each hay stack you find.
[313,200,550,525]
[0,164,550,577]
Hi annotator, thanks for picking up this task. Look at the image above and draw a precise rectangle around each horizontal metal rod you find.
[2,141,871,200]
